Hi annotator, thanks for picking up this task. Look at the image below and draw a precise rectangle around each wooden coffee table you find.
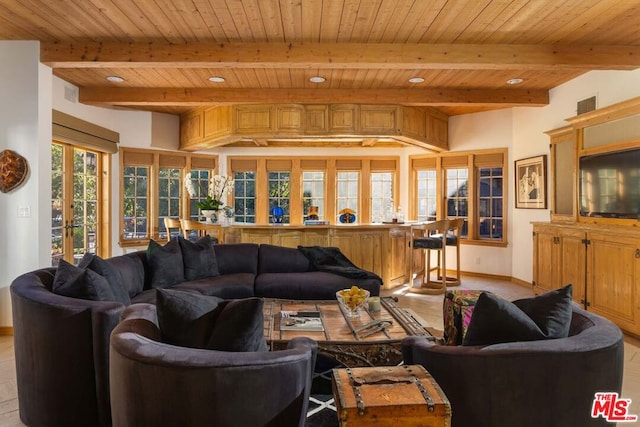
[263,297,435,367]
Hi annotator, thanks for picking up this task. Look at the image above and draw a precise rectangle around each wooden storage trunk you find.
[332,365,451,426]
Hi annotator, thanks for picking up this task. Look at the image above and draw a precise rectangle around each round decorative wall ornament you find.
[0,149,29,193]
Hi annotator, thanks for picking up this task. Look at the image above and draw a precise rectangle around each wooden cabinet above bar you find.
[222,223,411,289]
[179,104,448,151]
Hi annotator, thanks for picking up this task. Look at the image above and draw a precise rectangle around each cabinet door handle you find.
[636,249,640,259]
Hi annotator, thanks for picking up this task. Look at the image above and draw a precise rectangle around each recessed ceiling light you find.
[506,78,524,85]
[106,76,124,83]
[408,77,425,83]
[208,76,225,83]
[309,76,326,83]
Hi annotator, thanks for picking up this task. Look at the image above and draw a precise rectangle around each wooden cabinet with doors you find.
[538,97,640,336]
[389,227,410,286]
[533,222,640,336]
[532,223,586,305]
[586,230,640,335]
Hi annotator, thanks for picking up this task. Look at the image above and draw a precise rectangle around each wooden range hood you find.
[179,104,448,151]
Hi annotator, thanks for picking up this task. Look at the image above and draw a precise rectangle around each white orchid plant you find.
[185,173,234,211]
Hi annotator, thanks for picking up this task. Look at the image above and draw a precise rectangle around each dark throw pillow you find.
[208,298,269,352]
[513,284,573,339]
[78,253,131,305]
[52,259,116,302]
[462,292,546,346]
[178,235,219,281]
[156,289,268,352]
[156,289,225,348]
[147,238,184,288]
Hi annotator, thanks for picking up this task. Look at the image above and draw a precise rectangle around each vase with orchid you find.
[185,173,234,222]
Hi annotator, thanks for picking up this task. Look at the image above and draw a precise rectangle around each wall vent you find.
[64,85,78,103]
[577,96,597,115]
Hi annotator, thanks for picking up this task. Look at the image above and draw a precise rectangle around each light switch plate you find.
[17,205,31,218]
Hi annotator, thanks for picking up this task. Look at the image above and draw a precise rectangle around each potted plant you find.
[185,174,234,223]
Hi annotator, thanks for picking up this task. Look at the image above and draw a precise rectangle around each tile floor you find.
[0,275,638,425]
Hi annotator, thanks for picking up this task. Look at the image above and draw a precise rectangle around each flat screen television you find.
[579,148,640,219]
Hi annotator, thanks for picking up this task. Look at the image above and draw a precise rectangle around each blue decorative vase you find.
[271,206,284,224]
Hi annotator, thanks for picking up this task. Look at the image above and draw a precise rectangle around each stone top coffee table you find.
[263,297,435,367]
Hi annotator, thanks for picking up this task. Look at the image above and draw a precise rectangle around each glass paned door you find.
[51,144,64,266]
[51,142,102,266]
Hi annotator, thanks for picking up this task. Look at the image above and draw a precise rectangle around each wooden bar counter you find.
[222,223,411,289]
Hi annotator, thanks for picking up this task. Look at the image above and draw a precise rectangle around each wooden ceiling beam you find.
[79,87,548,106]
[41,42,640,70]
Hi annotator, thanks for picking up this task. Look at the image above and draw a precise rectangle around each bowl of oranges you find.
[336,286,370,317]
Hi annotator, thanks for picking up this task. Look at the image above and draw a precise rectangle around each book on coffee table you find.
[280,310,324,331]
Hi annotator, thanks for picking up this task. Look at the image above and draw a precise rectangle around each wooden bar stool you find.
[408,219,450,295]
[179,218,222,243]
[408,219,463,294]
[163,217,182,242]
[434,218,463,288]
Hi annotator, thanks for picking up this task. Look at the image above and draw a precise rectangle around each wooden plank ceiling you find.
[0,0,639,116]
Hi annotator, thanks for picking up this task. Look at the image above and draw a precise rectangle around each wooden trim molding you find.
[0,327,14,336]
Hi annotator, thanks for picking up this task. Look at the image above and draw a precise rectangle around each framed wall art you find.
[515,155,547,209]
[0,149,29,193]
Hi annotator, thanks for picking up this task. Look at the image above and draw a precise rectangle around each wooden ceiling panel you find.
[258,0,286,43]
[1,0,639,116]
[419,0,494,44]
[474,1,563,44]
[300,0,322,43]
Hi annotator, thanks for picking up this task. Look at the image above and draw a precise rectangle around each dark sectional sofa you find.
[10,242,381,427]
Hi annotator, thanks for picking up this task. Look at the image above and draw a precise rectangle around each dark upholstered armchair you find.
[402,305,624,427]
[11,268,123,427]
[110,304,317,427]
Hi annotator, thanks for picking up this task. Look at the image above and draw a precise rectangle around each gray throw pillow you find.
[462,292,546,346]
[156,289,268,352]
[513,284,573,339]
[147,238,184,288]
[78,253,131,305]
[52,259,116,302]
[178,235,219,281]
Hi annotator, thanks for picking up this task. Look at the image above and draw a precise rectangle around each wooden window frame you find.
[228,156,399,225]
[410,148,508,247]
[302,170,326,220]
[119,147,218,247]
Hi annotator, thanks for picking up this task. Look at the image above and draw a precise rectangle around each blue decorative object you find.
[271,206,284,224]
[338,208,356,224]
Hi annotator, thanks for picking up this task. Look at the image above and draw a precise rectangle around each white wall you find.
[0,42,52,326]
[448,109,515,277]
